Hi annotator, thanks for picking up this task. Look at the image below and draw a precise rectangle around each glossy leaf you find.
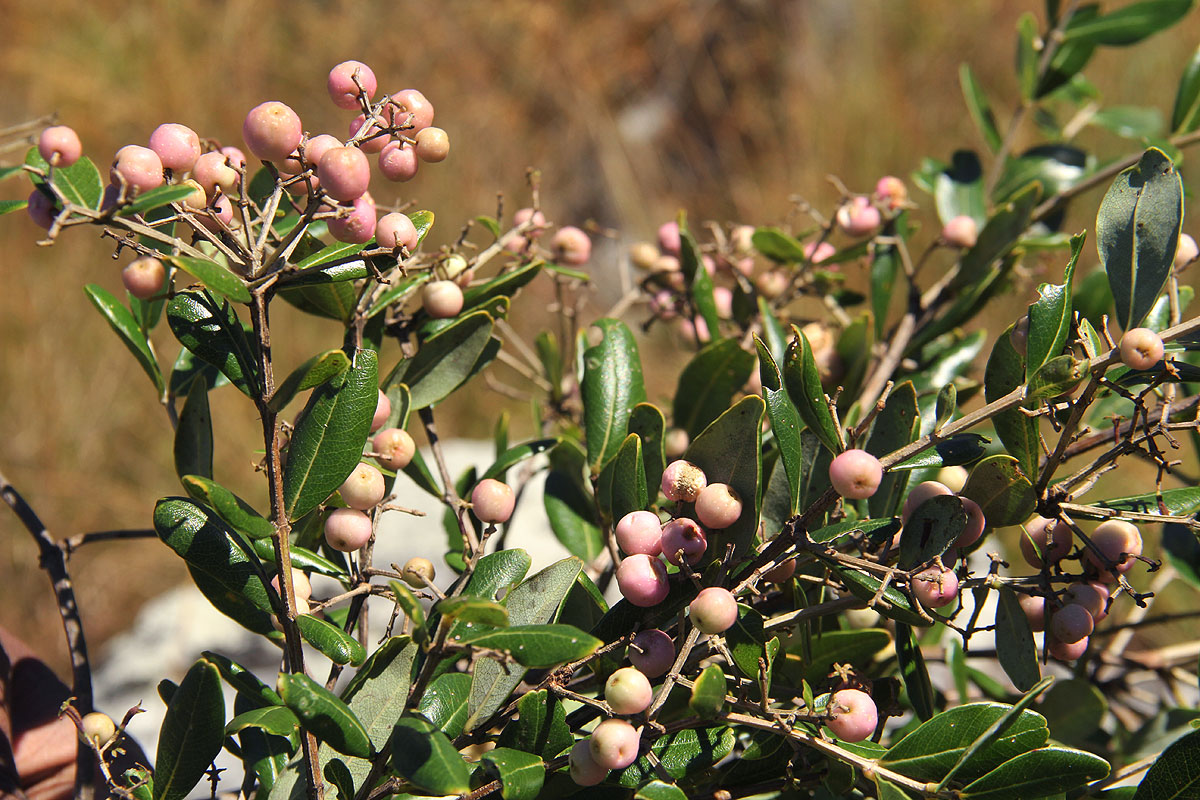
[268,350,352,412]
[295,613,366,666]
[203,650,282,708]
[543,471,604,561]
[629,403,666,505]
[673,338,756,438]
[890,434,991,470]
[167,290,258,397]
[1062,0,1193,46]
[153,660,224,800]
[460,260,543,314]
[175,377,213,481]
[279,279,358,322]
[283,348,377,521]
[280,259,369,288]
[1133,726,1200,800]
[689,663,727,718]
[277,673,371,758]
[960,746,1109,798]
[725,605,777,687]
[398,310,496,410]
[25,147,102,209]
[608,433,648,521]
[1172,44,1200,133]
[582,318,646,469]
[614,727,736,788]
[757,339,803,515]
[85,284,165,394]
[390,717,470,795]
[115,184,197,217]
[984,322,1038,479]
[1097,147,1183,330]
[960,63,1002,152]
[684,395,764,560]
[898,495,968,569]
[226,706,299,738]
[168,255,251,303]
[1095,486,1200,517]
[827,561,929,628]
[496,690,573,760]
[418,672,472,740]
[680,225,721,338]
[181,476,273,540]
[435,595,510,628]
[480,748,544,800]
[896,623,935,720]
[449,624,600,667]
[933,150,985,227]
[811,516,901,545]
[784,327,840,455]
[1038,6,1100,96]
[480,438,559,483]
[867,381,919,519]
[961,455,1036,527]
[955,182,1040,289]
[1026,354,1086,402]
[993,586,1041,692]
[635,781,688,800]
[1025,232,1082,377]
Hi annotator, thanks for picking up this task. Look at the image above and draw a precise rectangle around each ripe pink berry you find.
[378,140,420,182]
[414,127,450,163]
[756,269,790,299]
[1050,603,1094,645]
[695,483,743,530]
[1019,516,1073,568]
[804,241,835,264]
[663,429,689,460]
[349,113,389,153]
[828,450,883,500]
[371,389,390,432]
[661,460,707,503]
[327,194,377,244]
[110,145,164,195]
[1119,327,1164,371]
[422,280,464,319]
[294,134,342,181]
[26,189,57,229]
[615,511,663,557]
[901,481,953,524]
[657,222,681,255]
[318,146,371,203]
[1086,519,1143,576]
[195,195,234,233]
[836,196,881,237]
[219,146,246,170]
[616,555,670,608]
[193,151,240,198]
[1018,594,1047,632]
[390,89,436,133]
[471,478,515,524]
[660,518,707,566]
[1175,233,1199,268]
[148,123,201,173]
[628,629,675,677]
[568,739,608,786]
[589,719,640,770]
[122,256,167,300]
[711,286,735,319]
[953,497,986,550]
[941,215,978,249]
[1048,634,1089,661]
[38,126,82,167]
[271,567,313,601]
[373,428,415,471]
[327,60,377,110]
[689,587,738,634]
[826,689,878,743]
[242,101,303,163]
[339,463,386,510]
[874,176,907,210]
[376,212,419,251]
[677,316,711,344]
[730,224,756,254]
[324,508,373,551]
[552,226,592,265]
[1063,582,1110,622]
[911,568,959,609]
[605,667,653,715]
[763,559,797,584]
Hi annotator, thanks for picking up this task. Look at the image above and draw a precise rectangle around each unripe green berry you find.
[401,557,436,588]
[689,587,738,634]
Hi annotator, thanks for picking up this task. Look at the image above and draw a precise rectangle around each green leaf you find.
[436,595,510,628]
[0,199,28,216]
[460,260,543,315]
[933,150,985,227]
[582,319,647,469]
[985,322,1038,479]
[758,339,803,515]
[268,350,352,412]
[827,561,929,627]
[751,227,809,263]
[784,327,840,455]
[689,663,727,718]
[449,624,600,667]
[226,706,299,738]
[0,165,24,182]
[366,273,426,319]
[496,690,572,759]
[279,280,358,322]
[154,658,224,800]
[679,226,721,338]
[955,181,1040,289]
[283,348,377,521]
[25,147,102,209]
[1097,147,1183,330]
[614,727,736,788]
[341,636,419,753]
[993,586,1041,692]
[175,376,213,481]
[1093,105,1165,139]
[898,495,968,569]
[479,748,545,800]
[1062,0,1193,46]
[1016,13,1039,101]
[684,395,764,560]
[1040,678,1108,746]
[85,284,165,394]
[543,471,604,561]
[607,434,648,521]
[1026,233,1082,378]
[867,381,920,519]
[1173,45,1200,133]
[115,184,198,217]
[203,650,282,707]
[1133,726,1200,800]
[1095,486,1200,518]
[891,434,991,471]
[294,241,368,272]
[394,310,495,410]
[168,255,251,304]
[391,717,470,794]
[280,259,369,288]
[871,216,906,338]
[181,476,274,540]
[481,438,559,482]
[811,517,901,545]
[277,673,372,758]
[167,290,259,397]
[674,338,756,438]
[725,605,778,691]
[960,746,1110,798]
[960,64,1002,152]
[295,614,366,666]
[387,581,428,644]
[1163,523,1200,590]
[961,455,1036,528]
[897,623,935,720]
[629,403,667,505]
[635,780,688,800]
[793,629,891,685]
[1026,353,1086,401]
[418,672,472,740]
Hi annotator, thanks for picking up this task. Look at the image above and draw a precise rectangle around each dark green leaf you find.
[449,624,600,667]
[460,260,543,314]
[1040,678,1107,746]
[608,434,648,521]
[962,455,1036,528]
[985,322,1038,479]
[268,350,352,412]
[891,434,991,471]
[1026,233,1082,377]
[85,284,165,394]
[758,339,803,515]
[826,561,929,627]
[366,273,426,319]
[1038,7,1100,97]
[582,319,647,469]
[960,64,1002,152]
[1133,726,1200,800]
[673,338,756,438]
[25,147,102,209]
[1062,0,1193,46]
[115,184,198,217]
[391,717,470,795]
[479,748,544,800]
[1163,523,1200,590]
[226,706,299,738]
[203,650,282,707]
[614,727,736,788]
[181,475,273,540]
[278,673,371,758]
[435,595,510,628]
[1173,44,1200,133]
[395,310,495,410]
[175,376,213,481]
[725,605,772,683]
[784,327,840,455]
[793,629,891,685]
[1095,486,1200,518]
[543,471,604,561]
[154,658,224,800]
[689,664,727,718]
[955,182,1040,289]
[0,199,28,216]
[168,255,251,304]
[899,495,967,569]
[497,690,572,760]
[810,517,901,545]
[751,227,808,263]
[167,290,258,397]
[1026,354,1086,401]
[295,614,366,666]
[635,780,688,800]
[169,344,229,396]
[293,241,368,272]
[960,746,1109,798]
[993,587,1041,692]
[871,218,905,338]
[279,280,358,322]
[418,672,472,739]
[629,403,666,505]
[279,259,368,288]
[867,381,919,518]
[679,225,721,338]
[896,623,935,721]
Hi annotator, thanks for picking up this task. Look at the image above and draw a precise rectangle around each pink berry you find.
[628,630,675,677]
[1050,603,1094,645]
[1018,594,1047,632]
[1119,327,1164,371]
[376,212,419,251]
[327,194,377,244]
[193,151,240,198]
[1175,233,1199,268]
[26,189,57,229]
[390,89,435,133]
[661,460,707,503]
[616,555,670,608]
[763,559,797,584]
[730,224,756,254]
[371,389,390,432]
[615,511,663,557]
[953,497,986,550]
[122,256,167,300]
[677,316,711,344]
[660,518,707,566]
[318,146,370,203]
[327,60,377,110]
[689,587,738,634]
[568,740,608,786]
[605,667,653,715]
[38,126,82,167]
[414,127,450,163]
[110,145,164,195]
[756,270,790,300]
[219,146,246,171]
[836,196,881,237]
[695,483,742,530]
[349,113,389,154]
[589,719,640,770]
[911,568,959,609]
[422,280,464,319]
[657,222,681,255]
[295,134,342,181]
[712,286,734,320]
[1019,516,1073,568]
[148,123,201,173]
[900,481,953,524]
[1086,519,1143,576]
[471,479,515,524]
[242,101,303,163]
[373,428,415,471]
[271,567,313,601]
[826,689,877,743]
[552,226,592,265]
[1063,582,1110,622]
[339,463,386,510]
[378,140,419,182]
[804,241,835,264]
[195,195,234,233]
[663,429,689,460]
[941,215,979,249]
[828,450,883,500]
[874,176,907,210]
[1048,634,1089,661]
[324,508,373,552]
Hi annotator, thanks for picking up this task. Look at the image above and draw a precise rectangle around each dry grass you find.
[1,0,1198,674]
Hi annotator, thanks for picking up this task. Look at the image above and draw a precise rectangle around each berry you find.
[629,241,659,270]
[110,145,164,194]
[941,215,978,248]
[349,114,389,154]
[324,508,373,551]
[616,555,670,608]
[936,466,969,493]
[730,224,756,254]
[658,221,682,255]
[664,429,689,460]
[1176,233,1199,268]
[763,559,797,584]
[195,195,234,233]
[628,629,675,677]
[829,450,883,500]
[327,60,377,110]
[401,557,436,588]
[660,518,707,566]
[1018,594,1047,632]
[219,146,246,170]
[177,179,208,211]
[901,481,953,524]
[378,140,420,182]
[1086,519,1143,576]
[661,460,707,503]
[414,127,450,163]
[552,226,592,265]
[615,511,663,557]
[272,596,312,631]
[1019,516,1073,568]
[376,212,419,251]
[1050,603,1094,645]
[836,196,881,237]
[471,478,515,524]
[242,101,303,163]
[695,483,742,529]
[826,689,877,743]
[422,280,464,319]
[391,89,436,133]
[874,176,907,210]
[605,667,653,715]
[271,567,313,601]
[954,497,987,550]
[26,188,57,229]
[911,568,959,609]
[367,390,390,433]
[38,126,82,167]
[295,134,342,183]
[339,462,386,510]
[327,194,377,244]
[1048,634,1089,661]
[689,587,738,634]
[804,241,835,264]
[193,151,240,198]
[148,123,201,173]
[122,256,167,300]
[80,712,117,748]
[756,269,789,300]
[589,719,640,770]
[713,286,734,319]
[373,428,415,471]
[1064,582,1110,621]
[318,146,371,202]
[1119,327,1164,371]
[568,739,608,786]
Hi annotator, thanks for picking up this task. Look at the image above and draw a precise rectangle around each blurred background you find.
[2,0,1199,676]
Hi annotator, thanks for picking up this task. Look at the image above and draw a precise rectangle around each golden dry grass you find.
[1,0,1198,674]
